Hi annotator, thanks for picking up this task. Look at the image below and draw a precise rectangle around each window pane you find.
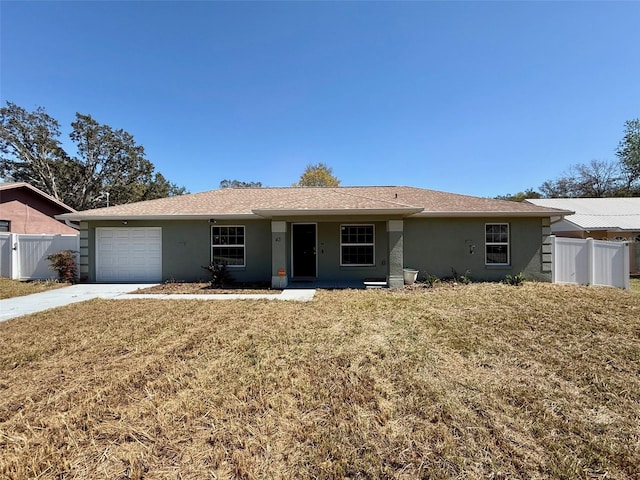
[341,225,373,244]
[213,226,244,245]
[486,245,508,264]
[342,245,374,265]
[227,227,244,245]
[341,225,374,265]
[213,247,244,265]
[360,226,373,243]
[486,224,508,243]
[212,226,245,265]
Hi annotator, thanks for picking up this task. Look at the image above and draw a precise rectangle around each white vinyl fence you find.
[0,233,79,281]
[551,236,630,289]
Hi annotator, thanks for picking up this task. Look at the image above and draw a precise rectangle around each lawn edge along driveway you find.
[0,285,316,322]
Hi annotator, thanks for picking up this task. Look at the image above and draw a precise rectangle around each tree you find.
[616,118,640,195]
[67,113,184,210]
[536,119,640,198]
[142,172,187,200]
[495,188,542,202]
[294,162,340,187]
[539,159,621,198]
[219,179,262,188]
[0,102,68,200]
[0,102,185,210]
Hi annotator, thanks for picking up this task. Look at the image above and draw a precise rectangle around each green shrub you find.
[422,274,439,288]
[201,263,233,288]
[504,272,526,286]
[47,250,78,283]
[451,268,472,285]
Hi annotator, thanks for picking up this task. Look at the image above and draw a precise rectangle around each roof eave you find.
[57,207,570,221]
[55,213,258,222]
[554,217,638,231]
[567,226,639,232]
[413,210,574,218]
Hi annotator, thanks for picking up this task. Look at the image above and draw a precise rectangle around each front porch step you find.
[364,281,388,289]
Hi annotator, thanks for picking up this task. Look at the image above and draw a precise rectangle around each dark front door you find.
[292,223,317,277]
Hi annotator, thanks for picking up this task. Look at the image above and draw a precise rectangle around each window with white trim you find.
[341,224,375,266]
[212,225,245,266]
[0,220,9,232]
[485,223,509,265]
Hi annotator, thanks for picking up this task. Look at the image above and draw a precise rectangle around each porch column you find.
[387,220,404,289]
[79,221,89,282]
[271,221,288,289]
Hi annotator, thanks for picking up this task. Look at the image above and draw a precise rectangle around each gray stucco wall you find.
[86,219,272,283]
[314,221,388,281]
[86,216,550,284]
[403,217,550,282]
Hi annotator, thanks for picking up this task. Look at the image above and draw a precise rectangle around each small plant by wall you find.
[451,268,473,285]
[47,250,78,283]
[503,272,526,286]
[423,274,440,288]
[201,263,234,288]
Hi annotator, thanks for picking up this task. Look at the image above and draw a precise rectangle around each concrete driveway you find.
[0,284,316,322]
[0,284,157,322]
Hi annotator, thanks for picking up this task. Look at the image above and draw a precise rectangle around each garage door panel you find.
[96,227,162,282]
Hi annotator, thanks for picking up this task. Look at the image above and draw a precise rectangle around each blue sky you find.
[2,1,639,198]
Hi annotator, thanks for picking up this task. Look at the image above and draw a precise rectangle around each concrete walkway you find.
[0,284,316,322]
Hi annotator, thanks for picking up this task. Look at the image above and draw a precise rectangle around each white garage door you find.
[96,227,162,282]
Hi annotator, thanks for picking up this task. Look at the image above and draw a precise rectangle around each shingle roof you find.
[525,197,640,231]
[57,186,570,220]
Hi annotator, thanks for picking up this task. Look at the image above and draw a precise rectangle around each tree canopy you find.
[294,162,340,187]
[616,118,640,195]
[0,102,68,200]
[0,102,185,210]
[539,159,621,198]
[219,179,263,188]
[496,118,640,199]
[494,189,542,202]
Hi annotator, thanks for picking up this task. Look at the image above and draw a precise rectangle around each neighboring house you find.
[57,186,571,287]
[524,197,640,242]
[0,182,78,234]
[525,197,640,274]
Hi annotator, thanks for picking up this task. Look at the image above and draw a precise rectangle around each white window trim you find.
[485,223,510,265]
[340,224,375,267]
[211,225,246,267]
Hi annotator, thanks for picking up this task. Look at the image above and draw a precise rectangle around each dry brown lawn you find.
[0,282,639,479]
[0,278,68,300]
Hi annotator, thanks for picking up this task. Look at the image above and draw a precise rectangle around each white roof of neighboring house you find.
[525,197,640,231]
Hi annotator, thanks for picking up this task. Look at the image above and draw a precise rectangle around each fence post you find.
[550,235,556,283]
[623,242,630,290]
[586,238,595,286]
[10,234,19,280]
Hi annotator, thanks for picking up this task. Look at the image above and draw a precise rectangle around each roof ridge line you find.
[329,187,422,209]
